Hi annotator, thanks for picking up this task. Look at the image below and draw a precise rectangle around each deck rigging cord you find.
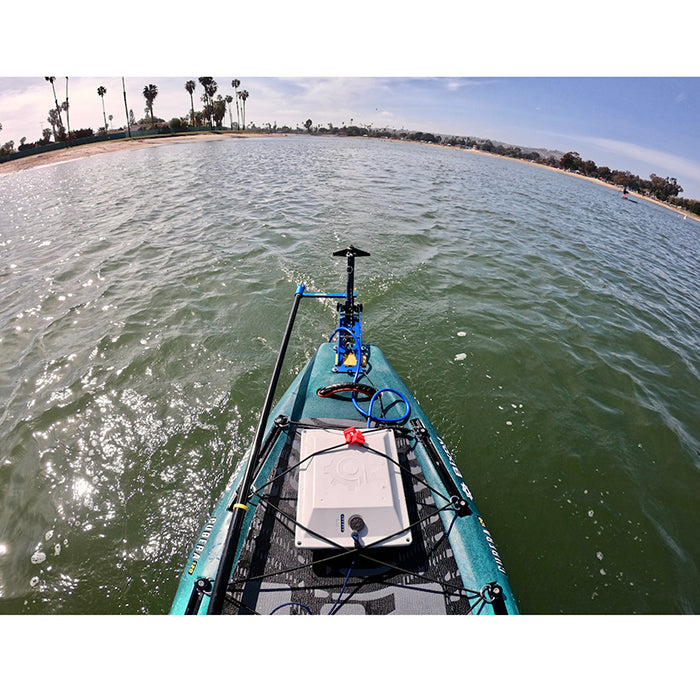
[195,246,509,615]
[218,419,500,615]
[250,420,463,509]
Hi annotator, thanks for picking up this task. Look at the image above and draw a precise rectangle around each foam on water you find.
[1,136,699,613]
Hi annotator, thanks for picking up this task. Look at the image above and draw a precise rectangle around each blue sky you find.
[2,4,700,198]
[3,76,700,198]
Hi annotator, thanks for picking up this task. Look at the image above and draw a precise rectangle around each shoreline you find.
[0,131,272,174]
[451,143,700,223]
[2,130,698,223]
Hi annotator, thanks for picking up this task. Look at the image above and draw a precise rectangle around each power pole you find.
[122,77,131,138]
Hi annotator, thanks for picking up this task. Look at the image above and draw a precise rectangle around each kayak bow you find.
[171,246,519,615]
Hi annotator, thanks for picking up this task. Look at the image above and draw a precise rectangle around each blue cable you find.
[328,327,360,346]
[353,387,411,428]
[269,601,312,615]
[328,326,363,382]
[328,555,356,615]
[327,326,410,425]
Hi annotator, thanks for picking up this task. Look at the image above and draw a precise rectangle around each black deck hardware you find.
[185,577,212,615]
[410,418,471,516]
[483,582,508,615]
[226,416,288,513]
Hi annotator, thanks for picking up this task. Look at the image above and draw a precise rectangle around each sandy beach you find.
[462,146,700,222]
[2,131,698,223]
[0,132,262,174]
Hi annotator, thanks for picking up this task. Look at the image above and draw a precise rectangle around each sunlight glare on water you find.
[1,135,699,613]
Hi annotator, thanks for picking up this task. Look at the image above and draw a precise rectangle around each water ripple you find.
[1,136,699,613]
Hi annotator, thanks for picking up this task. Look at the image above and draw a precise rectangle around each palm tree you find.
[239,90,249,131]
[47,108,60,141]
[122,77,131,138]
[44,77,64,129]
[212,96,227,129]
[185,80,196,125]
[205,80,218,128]
[97,86,108,132]
[231,79,241,127]
[64,77,71,143]
[198,77,214,128]
[142,84,158,127]
[61,100,70,141]
[225,95,234,129]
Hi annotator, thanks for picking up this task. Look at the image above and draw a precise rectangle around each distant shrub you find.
[169,118,187,132]
[70,128,94,139]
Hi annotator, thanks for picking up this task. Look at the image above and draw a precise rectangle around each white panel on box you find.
[294,428,412,549]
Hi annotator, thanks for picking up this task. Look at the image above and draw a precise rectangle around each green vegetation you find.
[551,150,683,202]
[142,84,158,127]
[97,86,108,133]
[315,126,695,213]
[300,125,697,215]
[2,78,699,217]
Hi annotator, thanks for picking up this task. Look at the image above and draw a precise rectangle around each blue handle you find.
[301,292,355,299]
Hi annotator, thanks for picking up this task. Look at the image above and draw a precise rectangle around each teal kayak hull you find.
[170,341,518,615]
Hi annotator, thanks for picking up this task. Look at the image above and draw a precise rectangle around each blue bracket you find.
[296,288,363,376]
[328,310,364,377]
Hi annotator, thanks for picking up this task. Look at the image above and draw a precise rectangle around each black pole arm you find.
[206,285,306,614]
[333,246,370,314]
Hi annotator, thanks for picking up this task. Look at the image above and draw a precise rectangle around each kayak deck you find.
[171,341,518,615]
[224,418,481,615]
[171,248,517,615]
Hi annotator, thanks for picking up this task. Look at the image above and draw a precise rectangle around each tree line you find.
[299,121,699,216]
[0,77,251,155]
[2,84,699,217]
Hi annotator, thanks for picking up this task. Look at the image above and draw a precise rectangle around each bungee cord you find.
[179,247,512,616]
[221,420,496,615]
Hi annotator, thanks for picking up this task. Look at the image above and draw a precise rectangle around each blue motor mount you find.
[330,246,370,374]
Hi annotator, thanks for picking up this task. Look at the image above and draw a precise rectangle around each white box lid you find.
[294,428,412,549]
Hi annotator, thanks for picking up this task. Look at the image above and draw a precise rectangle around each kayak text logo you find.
[189,516,218,574]
[478,515,507,575]
[436,435,474,501]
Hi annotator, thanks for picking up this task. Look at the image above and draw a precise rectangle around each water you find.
[1,136,699,614]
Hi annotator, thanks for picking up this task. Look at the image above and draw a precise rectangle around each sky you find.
[3,76,700,198]
[2,1,699,669]
[2,3,700,198]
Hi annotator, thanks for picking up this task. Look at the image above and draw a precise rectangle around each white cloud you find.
[438,78,499,91]
[240,77,411,130]
[578,135,700,181]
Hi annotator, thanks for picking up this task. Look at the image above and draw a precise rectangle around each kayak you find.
[170,246,519,615]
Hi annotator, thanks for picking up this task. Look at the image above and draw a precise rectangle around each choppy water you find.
[1,136,698,614]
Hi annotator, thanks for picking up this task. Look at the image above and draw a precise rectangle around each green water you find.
[1,136,698,614]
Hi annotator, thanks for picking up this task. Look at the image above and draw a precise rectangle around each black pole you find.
[345,250,355,311]
[122,77,131,138]
[206,285,306,614]
[332,245,370,320]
